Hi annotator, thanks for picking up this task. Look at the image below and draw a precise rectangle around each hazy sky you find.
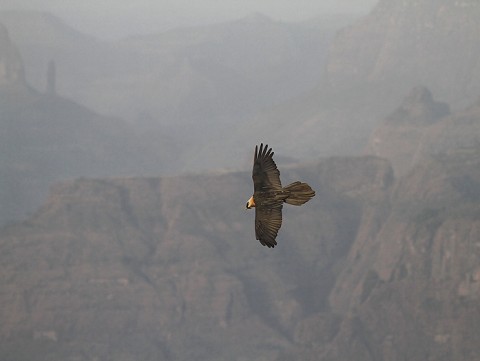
[0,0,377,39]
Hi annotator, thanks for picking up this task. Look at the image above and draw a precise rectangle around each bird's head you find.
[246,196,255,209]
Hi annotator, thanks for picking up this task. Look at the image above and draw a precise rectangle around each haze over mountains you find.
[2,0,480,360]
[3,0,480,171]
[0,11,347,131]
[0,22,176,224]
[0,10,355,224]
[327,0,480,107]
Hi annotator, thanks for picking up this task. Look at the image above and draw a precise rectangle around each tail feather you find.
[283,181,315,206]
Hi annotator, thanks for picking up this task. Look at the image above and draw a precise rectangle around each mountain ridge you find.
[366,86,480,177]
[0,155,393,361]
[3,148,480,360]
[325,0,480,108]
[0,26,177,225]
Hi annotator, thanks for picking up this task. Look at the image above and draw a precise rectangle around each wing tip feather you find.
[255,143,275,160]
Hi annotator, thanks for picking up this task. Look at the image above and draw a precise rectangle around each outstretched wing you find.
[255,203,283,248]
[252,143,282,192]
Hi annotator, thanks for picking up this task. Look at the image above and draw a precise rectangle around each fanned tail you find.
[283,181,315,206]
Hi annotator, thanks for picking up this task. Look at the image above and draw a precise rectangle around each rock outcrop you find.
[366,86,450,176]
[366,87,480,177]
[383,86,450,126]
[2,146,480,360]
[322,150,480,361]
[326,0,480,107]
[0,22,26,89]
[0,24,177,226]
[0,156,393,361]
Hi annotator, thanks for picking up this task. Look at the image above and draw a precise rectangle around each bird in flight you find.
[246,143,315,248]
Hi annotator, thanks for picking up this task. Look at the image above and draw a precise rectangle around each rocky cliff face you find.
[365,86,450,176]
[0,156,393,361]
[326,0,480,107]
[366,86,480,177]
[0,23,26,89]
[321,149,480,361]
[2,147,480,360]
[223,0,480,166]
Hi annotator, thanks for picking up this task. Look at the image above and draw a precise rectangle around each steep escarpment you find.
[366,86,480,177]
[326,0,480,107]
[320,150,480,361]
[0,156,392,361]
[3,146,480,360]
[366,86,450,176]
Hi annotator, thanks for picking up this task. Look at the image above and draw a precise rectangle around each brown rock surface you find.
[322,150,480,361]
[0,157,392,361]
[3,149,480,360]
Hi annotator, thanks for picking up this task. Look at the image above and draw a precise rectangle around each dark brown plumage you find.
[246,143,315,248]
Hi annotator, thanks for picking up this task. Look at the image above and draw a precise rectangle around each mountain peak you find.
[365,87,451,176]
[404,86,434,104]
[386,86,450,125]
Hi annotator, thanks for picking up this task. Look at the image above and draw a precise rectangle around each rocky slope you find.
[365,86,450,176]
[215,0,480,166]
[0,88,176,225]
[326,0,480,107]
[0,156,393,361]
[319,149,480,361]
[2,144,480,360]
[366,86,480,177]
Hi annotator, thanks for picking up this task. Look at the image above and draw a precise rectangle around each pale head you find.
[246,196,255,209]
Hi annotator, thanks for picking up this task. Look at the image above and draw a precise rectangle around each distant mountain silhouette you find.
[3,1,480,213]
[225,0,480,164]
[326,0,480,107]
[0,10,340,123]
[0,10,352,174]
[0,11,107,96]
[0,23,176,225]
[3,2,480,173]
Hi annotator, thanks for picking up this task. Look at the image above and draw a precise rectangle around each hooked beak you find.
[246,196,255,209]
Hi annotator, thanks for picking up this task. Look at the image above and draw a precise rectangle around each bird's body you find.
[246,143,315,248]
